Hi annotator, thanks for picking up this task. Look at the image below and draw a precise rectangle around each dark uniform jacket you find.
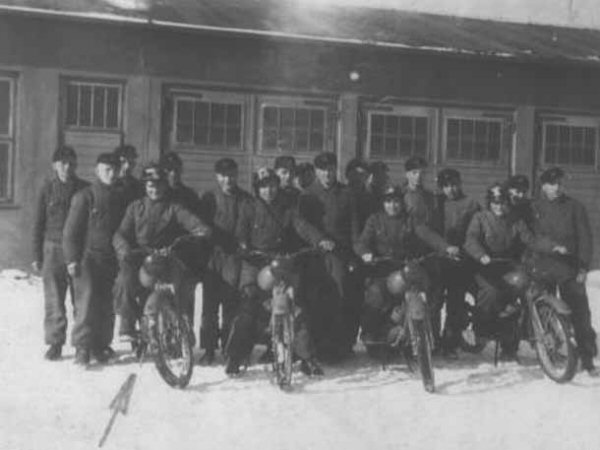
[402,184,435,226]
[113,195,210,260]
[63,181,126,263]
[170,182,201,216]
[531,194,593,271]
[32,175,89,264]
[298,181,359,249]
[236,194,324,252]
[199,186,253,253]
[432,193,480,247]
[114,174,144,207]
[464,210,554,262]
[354,211,449,259]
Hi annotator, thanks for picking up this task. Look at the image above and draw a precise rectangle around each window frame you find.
[169,89,248,154]
[256,94,335,156]
[441,108,513,167]
[0,74,15,204]
[539,114,600,171]
[364,104,437,162]
[62,77,124,132]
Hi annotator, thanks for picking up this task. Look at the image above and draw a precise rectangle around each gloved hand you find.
[362,253,373,263]
[318,239,335,252]
[480,255,491,265]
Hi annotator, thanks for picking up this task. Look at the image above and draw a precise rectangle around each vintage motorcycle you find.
[132,235,197,388]
[460,258,578,383]
[245,247,319,389]
[360,253,437,393]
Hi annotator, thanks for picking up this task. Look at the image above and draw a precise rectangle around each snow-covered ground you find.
[2,269,600,450]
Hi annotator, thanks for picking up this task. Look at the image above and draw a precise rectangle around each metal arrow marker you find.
[98,373,137,447]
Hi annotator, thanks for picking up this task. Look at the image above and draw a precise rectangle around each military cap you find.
[141,162,166,182]
[505,174,530,192]
[253,167,280,189]
[345,158,369,178]
[313,152,337,169]
[368,160,389,176]
[404,156,428,172]
[274,156,296,172]
[437,168,461,188]
[113,144,138,160]
[539,167,565,185]
[52,145,77,163]
[214,158,238,175]
[381,185,403,201]
[160,151,183,171]
[96,152,119,168]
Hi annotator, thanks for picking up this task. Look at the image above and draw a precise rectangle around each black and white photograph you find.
[1,1,600,449]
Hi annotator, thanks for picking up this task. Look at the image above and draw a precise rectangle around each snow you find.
[1,269,600,450]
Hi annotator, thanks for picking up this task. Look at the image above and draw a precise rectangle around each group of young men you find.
[32,144,598,377]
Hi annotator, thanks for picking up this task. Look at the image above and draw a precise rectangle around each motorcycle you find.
[244,247,319,389]
[132,235,197,388]
[460,258,578,383]
[360,253,437,393]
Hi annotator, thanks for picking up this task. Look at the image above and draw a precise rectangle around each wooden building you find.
[1,0,600,267]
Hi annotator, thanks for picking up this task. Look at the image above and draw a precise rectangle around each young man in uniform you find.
[224,169,334,375]
[198,158,253,364]
[431,168,480,356]
[530,167,598,375]
[32,145,88,360]
[112,163,211,348]
[298,151,360,358]
[355,186,455,351]
[63,153,125,365]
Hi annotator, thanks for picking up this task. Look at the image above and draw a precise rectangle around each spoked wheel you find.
[459,300,488,353]
[532,298,577,383]
[154,297,194,388]
[272,313,294,389]
[409,319,435,393]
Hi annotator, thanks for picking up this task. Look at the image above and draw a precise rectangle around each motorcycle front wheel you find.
[409,318,435,393]
[153,294,194,388]
[272,313,294,389]
[532,297,577,383]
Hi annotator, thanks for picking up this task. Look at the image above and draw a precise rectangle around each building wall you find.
[1,14,600,268]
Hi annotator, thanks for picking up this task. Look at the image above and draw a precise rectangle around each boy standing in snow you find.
[32,146,88,361]
[63,153,125,366]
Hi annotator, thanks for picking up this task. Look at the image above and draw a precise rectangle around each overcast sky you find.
[296,0,600,29]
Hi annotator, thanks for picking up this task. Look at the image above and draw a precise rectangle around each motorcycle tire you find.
[459,303,488,354]
[154,295,194,388]
[272,313,294,389]
[410,319,435,393]
[532,298,577,383]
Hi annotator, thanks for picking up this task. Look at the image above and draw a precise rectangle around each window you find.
[174,96,243,150]
[65,80,122,130]
[0,76,15,202]
[258,96,332,154]
[442,109,511,164]
[541,116,598,167]
[368,112,429,159]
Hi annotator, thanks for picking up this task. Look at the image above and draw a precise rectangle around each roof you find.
[1,0,600,65]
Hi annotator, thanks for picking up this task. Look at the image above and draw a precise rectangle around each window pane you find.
[371,135,383,157]
[66,84,79,127]
[0,81,10,136]
[445,117,502,162]
[0,142,8,199]
[261,105,326,153]
[106,87,119,129]
[369,113,429,159]
[92,87,106,128]
[176,100,193,143]
[194,102,209,146]
[227,104,241,126]
[544,123,597,166]
[79,85,92,127]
